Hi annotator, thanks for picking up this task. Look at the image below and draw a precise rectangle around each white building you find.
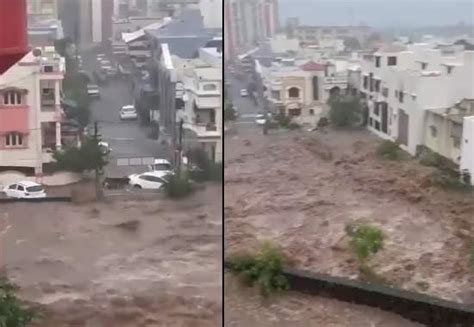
[352,43,474,156]
[200,0,223,29]
[0,47,66,178]
[224,0,279,60]
[174,46,222,162]
[461,116,474,184]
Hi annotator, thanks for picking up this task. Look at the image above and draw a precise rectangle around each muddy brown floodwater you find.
[224,127,474,326]
[1,185,222,326]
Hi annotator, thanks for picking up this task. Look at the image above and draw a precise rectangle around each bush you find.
[224,102,237,121]
[227,241,289,296]
[328,96,362,127]
[164,174,193,198]
[346,223,384,264]
[186,148,222,182]
[429,170,472,192]
[274,113,291,128]
[376,140,402,160]
[0,278,35,326]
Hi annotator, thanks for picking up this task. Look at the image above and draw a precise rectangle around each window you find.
[312,76,319,100]
[8,184,17,190]
[421,62,428,70]
[374,80,381,92]
[374,104,380,116]
[5,133,24,147]
[271,90,281,100]
[447,66,454,74]
[430,125,437,137]
[43,65,54,73]
[363,76,368,89]
[382,87,389,97]
[17,185,24,191]
[399,92,404,103]
[369,118,373,126]
[375,56,381,68]
[288,87,300,98]
[387,56,397,66]
[3,91,22,105]
[309,109,314,115]
[203,84,217,91]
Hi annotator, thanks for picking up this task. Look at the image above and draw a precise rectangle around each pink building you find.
[0,47,66,177]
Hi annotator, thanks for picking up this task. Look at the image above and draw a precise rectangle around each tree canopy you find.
[328,95,362,127]
[53,136,107,173]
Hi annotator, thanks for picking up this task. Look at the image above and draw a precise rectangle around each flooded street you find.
[1,185,222,326]
[224,127,474,325]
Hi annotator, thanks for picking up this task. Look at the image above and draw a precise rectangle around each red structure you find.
[0,0,29,75]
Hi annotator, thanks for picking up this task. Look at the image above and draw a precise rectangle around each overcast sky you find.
[279,0,474,28]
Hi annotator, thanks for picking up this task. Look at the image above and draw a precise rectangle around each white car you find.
[120,105,138,120]
[240,89,248,97]
[3,181,46,199]
[148,158,174,174]
[255,113,266,125]
[128,171,170,190]
[87,84,100,98]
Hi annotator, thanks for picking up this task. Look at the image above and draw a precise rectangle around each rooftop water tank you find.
[0,0,28,75]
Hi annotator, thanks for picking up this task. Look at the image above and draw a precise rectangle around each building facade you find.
[0,47,66,177]
[224,0,279,62]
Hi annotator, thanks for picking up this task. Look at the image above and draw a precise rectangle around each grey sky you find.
[279,0,474,28]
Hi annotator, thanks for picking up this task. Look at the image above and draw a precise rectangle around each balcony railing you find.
[324,76,348,84]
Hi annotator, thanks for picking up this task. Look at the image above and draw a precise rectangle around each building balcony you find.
[184,121,220,138]
[324,76,348,85]
[40,105,63,122]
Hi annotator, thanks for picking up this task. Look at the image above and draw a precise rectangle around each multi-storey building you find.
[350,43,474,156]
[27,0,58,20]
[224,0,279,62]
[287,21,374,48]
[0,47,66,178]
[261,58,348,126]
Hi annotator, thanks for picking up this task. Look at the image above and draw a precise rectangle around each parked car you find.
[148,158,174,175]
[119,105,138,120]
[3,181,46,199]
[87,84,100,98]
[128,171,170,189]
[255,113,266,125]
[240,89,248,97]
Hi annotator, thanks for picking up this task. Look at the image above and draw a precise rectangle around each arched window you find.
[288,87,300,98]
[5,132,24,147]
[3,91,22,105]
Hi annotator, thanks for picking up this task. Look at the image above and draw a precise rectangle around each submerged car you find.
[128,171,170,190]
[3,181,46,199]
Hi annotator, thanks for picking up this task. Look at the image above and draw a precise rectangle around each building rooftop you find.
[301,60,326,71]
[147,9,215,58]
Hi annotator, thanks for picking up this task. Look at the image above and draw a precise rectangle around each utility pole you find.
[176,118,184,176]
[252,56,268,134]
[93,121,102,200]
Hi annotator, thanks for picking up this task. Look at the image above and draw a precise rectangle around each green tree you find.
[63,74,91,131]
[343,37,361,50]
[228,241,289,297]
[0,278,35,326]
[53,136,107,173]
[224,101,236,121]
[328,95,362,127]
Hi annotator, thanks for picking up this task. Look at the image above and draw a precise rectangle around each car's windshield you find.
[26,185,43,192]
